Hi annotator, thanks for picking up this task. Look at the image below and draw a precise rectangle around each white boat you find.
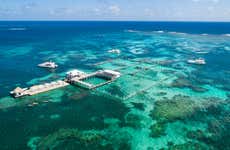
[108,49,121,54]
[38,61,58,69]
[28,102,39,107]
[28,104,34,107]
[187,58,206,65]
[32,102,39,105]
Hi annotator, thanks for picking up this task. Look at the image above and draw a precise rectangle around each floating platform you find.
[11,69,121,98]
[38,61,58,69]
[187,58,206,65]
[66,70,121,89]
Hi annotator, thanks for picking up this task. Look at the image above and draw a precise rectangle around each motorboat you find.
[38,61,58,69]
[108,49,121,54]
[187,58,206,65]
[28,102,39,107]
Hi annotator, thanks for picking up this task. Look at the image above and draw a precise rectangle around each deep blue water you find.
[1,21,230,34]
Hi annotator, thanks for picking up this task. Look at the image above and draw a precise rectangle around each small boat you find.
[43,100,49,103]
[187,58,206,65]
[28,104,34,107]
[27,102,39,107]
[108,49,121,54]
[38,61,58,69]
[32,102,39,105]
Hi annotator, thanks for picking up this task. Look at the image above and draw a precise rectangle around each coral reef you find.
[150,95,199,122]
[68,91,90,101]
[166,141,209,150]
[187,98,226,122]
[227,93,230,100]
[36,128,104,150]
[131,102,145,111]
[171,77,208,93]
[125,113,143,128]
[106,130,132,150]
[149,122,166,138]
[186,113,230,150]
[107,85,125,98]
[35,127,132,150]
[186,129,206,140]
[156,92,167,96]
[205,118,230,147]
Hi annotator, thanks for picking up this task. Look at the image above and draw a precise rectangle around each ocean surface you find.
[0,21,230,150]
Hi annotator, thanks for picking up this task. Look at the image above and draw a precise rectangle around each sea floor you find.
[0,23,230,150]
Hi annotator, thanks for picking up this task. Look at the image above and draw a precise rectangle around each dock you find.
[11,69,121,98]
[67,70,121,89]
[27,80,69,96]
[10,80,69,98]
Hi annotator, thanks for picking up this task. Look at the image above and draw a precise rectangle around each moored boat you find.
[187,58,206,65]
[38,61,58,69]
[108,49,121,54]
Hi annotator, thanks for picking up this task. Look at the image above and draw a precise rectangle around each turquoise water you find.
[0,21,230,150]
[83,77,108,85]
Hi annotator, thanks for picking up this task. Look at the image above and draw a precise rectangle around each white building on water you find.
[66,69,86,80]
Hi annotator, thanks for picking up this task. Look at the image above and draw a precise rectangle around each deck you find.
[11,69,120,98]
[11,80,69,98]
[68,71,117,89]
[26,80,69,96]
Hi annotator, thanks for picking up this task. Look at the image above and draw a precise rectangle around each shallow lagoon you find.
[0,22,230,150]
